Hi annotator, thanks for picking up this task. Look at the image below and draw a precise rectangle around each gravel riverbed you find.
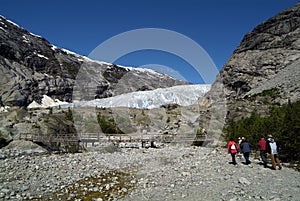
[1,143,300,201]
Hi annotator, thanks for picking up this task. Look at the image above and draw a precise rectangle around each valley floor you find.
[1,144,300,201]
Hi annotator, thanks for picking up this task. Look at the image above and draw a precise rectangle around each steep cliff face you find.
[203,3,300,122]
[0,16,187,107]
[0,16,80,106]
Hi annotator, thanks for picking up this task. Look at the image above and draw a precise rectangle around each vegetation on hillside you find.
[97,114,124,134]
[224,100,300,162]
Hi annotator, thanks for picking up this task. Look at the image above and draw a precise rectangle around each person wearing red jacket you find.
[258,137,267,168]
[228,138,238,165]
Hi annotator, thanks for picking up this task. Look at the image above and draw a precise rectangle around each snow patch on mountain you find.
[28,95,69,109]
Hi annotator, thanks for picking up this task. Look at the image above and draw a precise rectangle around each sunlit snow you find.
[28,95,69,109]
[65,84,210,109]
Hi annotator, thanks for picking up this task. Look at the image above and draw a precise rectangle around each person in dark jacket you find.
[240,137,252,164]
[266,134,282,170]
[258,137,267,168]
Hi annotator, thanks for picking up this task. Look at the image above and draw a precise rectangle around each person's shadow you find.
[241,161,251,165]
[256,161,274,169]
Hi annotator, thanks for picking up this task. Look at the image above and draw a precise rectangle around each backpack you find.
[230,143,237,153]
[269,141,278,154]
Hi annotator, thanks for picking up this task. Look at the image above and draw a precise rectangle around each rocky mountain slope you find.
[0,15,187,108]
[202,3,300,122]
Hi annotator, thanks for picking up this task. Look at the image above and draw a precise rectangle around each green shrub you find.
[65,107,73,122]
[97,114,124,134]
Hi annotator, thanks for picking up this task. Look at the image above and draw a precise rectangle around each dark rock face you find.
[225,3,300,100]
[0,16,187,107]
[235,5,300,53]
[203,3,300,122]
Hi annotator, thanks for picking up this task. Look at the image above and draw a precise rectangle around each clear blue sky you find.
[1,0,298,83]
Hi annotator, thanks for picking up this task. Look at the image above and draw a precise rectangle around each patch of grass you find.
[244,88,280,102]
[42,170,136,201]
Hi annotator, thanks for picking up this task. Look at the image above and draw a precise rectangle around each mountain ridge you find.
[0,15,188,107]
[201,3,300,122]
[0,15,197,148]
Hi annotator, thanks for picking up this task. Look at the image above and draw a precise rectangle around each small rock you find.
[238,177,251,185]
[105,184,110,191]
[20,185,29,192]
[211,150,217,154]
[120,188,128,193]
[229,196,238,201]
[182,172,191,177]
[92,198,103,201]
[1,189,10,195]
[0,193,5,198]
[270,198,281,201]
[93,187,99,192]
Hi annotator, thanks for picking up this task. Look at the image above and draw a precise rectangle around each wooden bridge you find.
[19,132,209,152]
[18,132,172,151]
[19,133,79,143]
[19,132,175,143]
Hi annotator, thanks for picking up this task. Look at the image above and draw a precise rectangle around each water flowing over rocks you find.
[1,145,300,200]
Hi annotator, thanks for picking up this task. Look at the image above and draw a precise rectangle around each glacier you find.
[29,84,211,109]
[66,84,211,109]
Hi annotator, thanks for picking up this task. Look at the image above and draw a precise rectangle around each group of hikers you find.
[227,135,282,170]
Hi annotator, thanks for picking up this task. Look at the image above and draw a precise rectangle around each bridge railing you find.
[19,132,206,145]
[19,133,79,142]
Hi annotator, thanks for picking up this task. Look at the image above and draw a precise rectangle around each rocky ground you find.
[0,141,300,201]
